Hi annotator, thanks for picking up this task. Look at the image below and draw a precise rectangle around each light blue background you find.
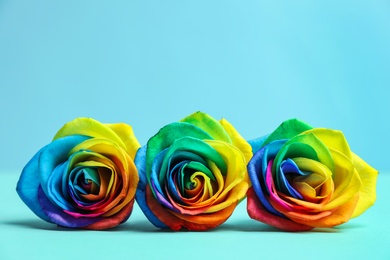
[1,0,389,172]
[1,2,389,260]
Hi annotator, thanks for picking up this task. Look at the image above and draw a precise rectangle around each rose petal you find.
[262,119,313,147]
[135,145,168,228]
[166,159,225,211]
[273,133,335,183]
[322,149,361,211]
[351,152,378,218]
[53,118,130,151]
[47,160,75,211]
[38,186,101,228]
[84,199,135,230]
[145,122,212,176]
[16,147,52,223]
[158,137,227,184]
[247,188,313,231]
[303,128,352,160]
[180,111,232,143]
[146,185,236,231]
[247,134,270,154]
[105,123,140,158]
[38,135,90,197]
[204,140,249,213]
[284,193,360,228]
[247,140,286,217]
[219,118,253,163]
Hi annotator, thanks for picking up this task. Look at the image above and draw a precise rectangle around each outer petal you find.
[219,118,253,163]
[248,134,269,154]
[262,118,313,147]
[53,118,129,152]
[247,141,286,217]
[351,153,378,218]
[146,185,236,231]
[180,111,232,143]
[84,200,135,230]
[284,193,360,228]
[169,203,237,230]
[303,128,352,160]
[38,186,101,228]
[204,140,249,212]
[135,145,167,228]
[106,123,141,159]
[16,147,52,223]
[322,149,361,211]
[247,188,313,231]
[16,135,89,222]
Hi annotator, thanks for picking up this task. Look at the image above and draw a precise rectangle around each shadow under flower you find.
[217,219,345,233]
[3,219,65,231]
[3,218,360,233]
[2,218,159,232]
[216,219,284,232]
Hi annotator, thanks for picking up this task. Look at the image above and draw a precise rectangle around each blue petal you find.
[16,146,52,222]
[17,135,90,223]
[248,140,287,218]
[134,145,167,228]
[38,135,90,196]
[47,161,76,210]
[38,186,100,228]
[248,134,270,153]
[150,149,168,196]
[278,159,304,199]
[167,161,188,203]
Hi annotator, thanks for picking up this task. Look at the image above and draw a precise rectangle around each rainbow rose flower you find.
[247,119,378,231]
[135,112,252,231]
[16,118,140,230]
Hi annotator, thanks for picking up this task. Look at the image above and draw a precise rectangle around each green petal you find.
[157,137,227,184]
[262,118,313,147]
[146,122,212,176]
[303,128,352,160]
[273,133,334,189]
[180,111,232,143]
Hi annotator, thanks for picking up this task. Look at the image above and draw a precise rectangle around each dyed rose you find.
[16,118,140,229]
[135,112,252,231]
[247,119,378,231]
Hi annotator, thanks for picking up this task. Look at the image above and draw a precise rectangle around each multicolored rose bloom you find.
[247,119,378,231]
[135,112,252,231]
[16,118,140,230]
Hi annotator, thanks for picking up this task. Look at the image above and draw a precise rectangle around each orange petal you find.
[247,188,313,231]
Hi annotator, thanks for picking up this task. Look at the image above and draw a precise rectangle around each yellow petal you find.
[53,117,139,156]
[303,128,352,160]
[172,159,225,211]
[180,111,232,143]
[106,123,140,159]
[204,140,249,213]
[292,157,333,201]
[219,118,253,163]
[322,149,361,211]
[351,152,378,218]
[69,138,128,171]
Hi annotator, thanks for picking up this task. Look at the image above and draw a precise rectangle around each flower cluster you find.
[16,112,378,231]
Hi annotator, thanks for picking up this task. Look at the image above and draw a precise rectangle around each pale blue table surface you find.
[0,172,388,260]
